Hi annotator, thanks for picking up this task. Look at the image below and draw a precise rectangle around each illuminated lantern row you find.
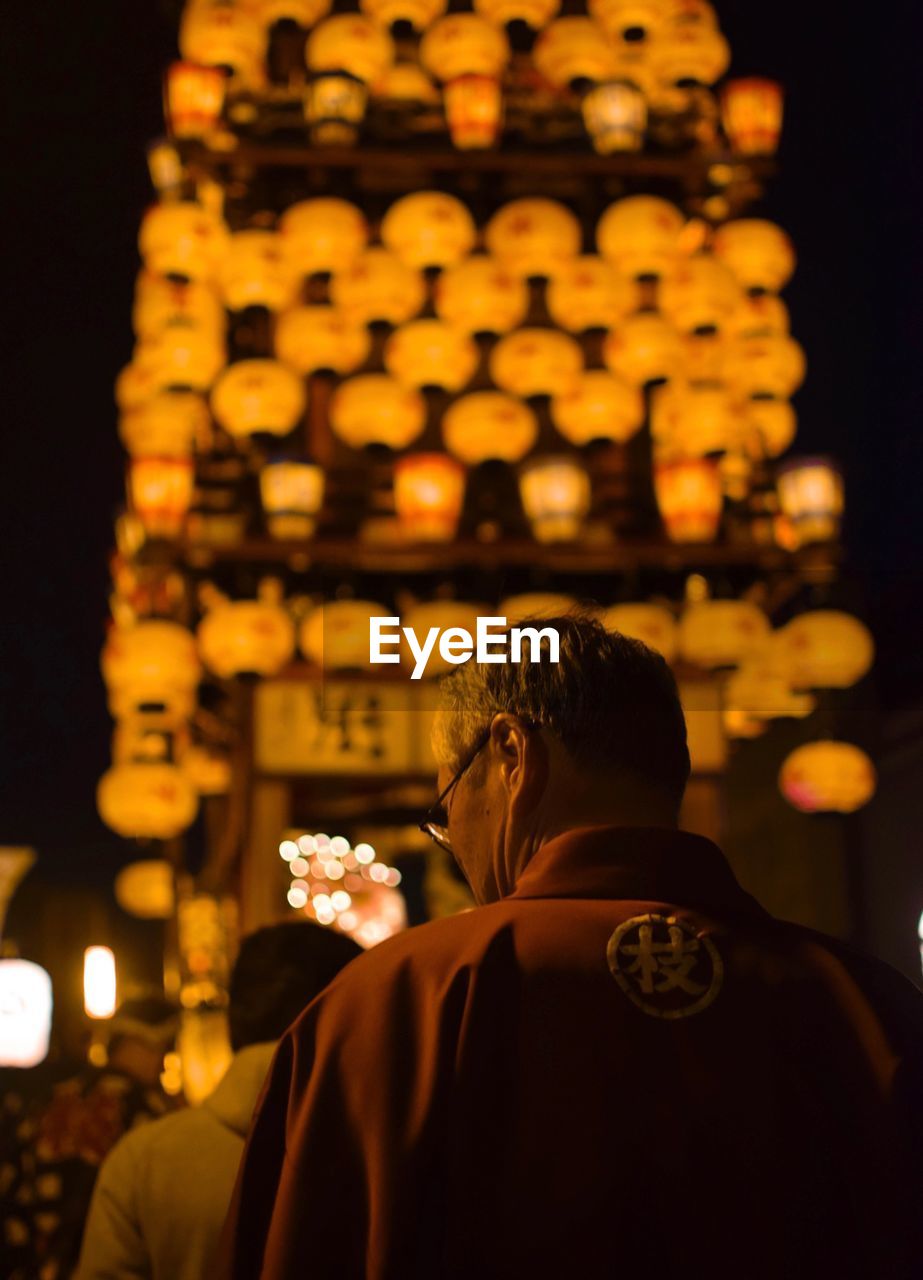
[280,833,406,949]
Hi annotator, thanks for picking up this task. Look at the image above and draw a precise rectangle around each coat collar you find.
[510,825,768,921]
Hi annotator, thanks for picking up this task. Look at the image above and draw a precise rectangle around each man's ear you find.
[489,714,546,802]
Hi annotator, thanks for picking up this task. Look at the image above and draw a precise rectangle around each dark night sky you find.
[1,2,922,885]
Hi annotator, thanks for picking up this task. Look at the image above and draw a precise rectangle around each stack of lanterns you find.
[280,833,406,948]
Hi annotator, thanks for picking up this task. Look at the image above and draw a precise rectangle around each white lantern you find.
[0,959,53,1067]
[84,946,117,1020]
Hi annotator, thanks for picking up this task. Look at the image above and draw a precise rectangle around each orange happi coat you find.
[220,827,923,1280]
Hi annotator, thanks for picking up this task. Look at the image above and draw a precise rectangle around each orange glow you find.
[394,453,466,542]
[444,75,503,150]
[128,456,194,539]
[165,61,226,139]
[654,457,723,543]
[720,78,783,155]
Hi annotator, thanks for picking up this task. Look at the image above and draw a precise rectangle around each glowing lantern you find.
[102,622,201,723]
[305,72,368,146]
[474,0,560,27]
[306,15,395,84]
[331,375,426,449]
[650,21,729,85]
[331,249,426,325]
[115,360,152,413]
[384,320,479,391]
[135,325,226,394]
[179,2,265,85]
[146,139,184,196]
[97,762,199,838]
[533,18,617,88]
[165,61,226,138]
[381,192,477,269]
[84,947,117,1020]
[442,392,538,464]
[551,371,644,446]
[711,220,796,294]
[724,649,816,721]
[0,960,52,1068]
[374,63,440,103]
[721,78,784,155]
[420,15,510,82]
[518,456,591,542]
[444,75,504,150]
[500,592,578,620]
[601,603,678,662]
[133,273,225,342]
[582,81,647,154]
[401,602,489,676]
[679,601,770,668]
[119,391,209,458]
[360,0,447,30]
[728,293,790,340]
[490,329,583,397]
[260,461,325,539]
[596,195,686,280]
[139,202,230,282]
[602,313,686,386]
[198,600,296,677]
[115,860,175,920]
[776,457,843,545]
[776,611,874,690]
[659,254,743,334]
[650,381,744,456]
[129,457,195,539]
[299,600,389,669]
[727,333,806,398]
[779,741,876,815]
[547,257,636,332]
[485,199,582,279]
[279,199,368,276]
[275,306,370,376]
[218,231,300,312]
[394,454,467,542]
[588,0,667,40]
[682,331,730,383]
[746,398,796,458]
[211,360,306,438]
[654,456,723,542]
[434,255,529,334]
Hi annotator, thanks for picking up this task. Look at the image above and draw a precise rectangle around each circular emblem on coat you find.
[606,913,723,1020]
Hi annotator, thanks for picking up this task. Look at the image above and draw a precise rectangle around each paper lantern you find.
[444,75,504,150]
[0,960,52,1068]
[330,375,426,449]
[129,457,195,539]
[659,254,743,334]
[360,0,447,30]
[198,600,296,677]
[331,249,426,325]
[384,320,479,391]
[596,195,686,280]
[746,397,796,458]
[727,333,806,398]
[681,331,730,383]
[474,0,560,28]
[582,81,647,153]
[724,649,815,721]
[711,220,796,294]
[179,2,265,85]
[255,0,333,24]
[165,61,226,138]
[97,762,199,838]
[490,328,583,397]
[146,139,184,196]
[260,461,325,539]
[133,273,225,342]
[519,456,591,542]
[84,946,117,1020]
[115,860,175,920]
[402,602,487,676]
[720,78,783,155]
[394,454,467,542]
[650,381,744,456]
[135,325,227,394]
[420,15,510,82]
[434,255,529,334]
[218,231,301,311]
[728,293,790,339]
[654,456,723,542]
[306,15,395,85]
[299,600,390,669]
[779,741,876,815]
[650,21,729,85]
[500,592,578,620]
[602,312,686,386]
[373,62,440,102]
[211,360,306,438]
[679,600,770,668]
[485,199,582,279]
[776,611,874,690]
[119,391,209,458]
[305,72,368,145]
[139,202,230,282]
[546,257,636,332]
[381,192,477,269]
[441,392,538,463]
[102,622,201,723]
[274,306,371,375]
[776,457,843,545]
[601,603,678,661]
[588,0,667,41]
[533,18,617,88]
[279,198,368,275]
[551,371,644,446]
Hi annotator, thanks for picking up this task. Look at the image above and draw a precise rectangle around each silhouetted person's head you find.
[228,922,363,1052]
[431,614,690,904]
